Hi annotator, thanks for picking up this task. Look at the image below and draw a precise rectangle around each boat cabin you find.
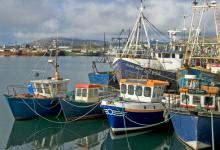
[179,75,218,109]
[119,79,169,103]
[75,83,115,103]
[210,63,220,74]
[29,78,70,98]
[154,50,183,60]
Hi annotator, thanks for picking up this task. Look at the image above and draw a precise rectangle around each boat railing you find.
[116,52,153,59]
[6,84,29,96]
[6,84,69,97]
[98,91,118,100]
[169,100,220,112]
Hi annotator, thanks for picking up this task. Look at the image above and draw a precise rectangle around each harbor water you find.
[0,56,185,150]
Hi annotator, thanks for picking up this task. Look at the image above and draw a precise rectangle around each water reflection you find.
[102,129,191,150]
[4,118,109,150]
[1,117,193,150]
[102,129,169,150]
[169,134,188,150]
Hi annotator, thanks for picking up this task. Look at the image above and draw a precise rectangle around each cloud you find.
[0,0,219,43]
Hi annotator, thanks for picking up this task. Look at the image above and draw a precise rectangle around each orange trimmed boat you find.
[101,78,169,134]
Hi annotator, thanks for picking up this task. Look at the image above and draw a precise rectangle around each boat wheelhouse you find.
[29,78,70,98]
[119,79,169,103]
[154,49,183,71]
[74,83,115,102]
[101,79,169,134]
[75,83,102,103]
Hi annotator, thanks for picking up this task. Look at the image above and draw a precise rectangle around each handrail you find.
[6,84,69,96]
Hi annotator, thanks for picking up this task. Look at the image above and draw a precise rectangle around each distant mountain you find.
[30,37,107,49]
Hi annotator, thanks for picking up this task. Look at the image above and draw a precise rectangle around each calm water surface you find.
[0,56,186,150]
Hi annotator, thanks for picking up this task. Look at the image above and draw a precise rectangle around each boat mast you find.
[54,36,60,80]
[184,0,220,66]
[210,0,220,58]
[121,0,150,57]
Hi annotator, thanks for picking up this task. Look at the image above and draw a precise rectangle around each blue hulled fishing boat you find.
[60,83,117,121]
[88,72,118,88]
[88,32,119,89]
[101,79,169,134]
[4,40,70,120]
[170,74,220,149]
[112,1,177,92]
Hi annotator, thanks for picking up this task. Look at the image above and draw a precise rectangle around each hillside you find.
[30,37,107,49]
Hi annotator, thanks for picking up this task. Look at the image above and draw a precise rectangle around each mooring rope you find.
[112,101,176,127]
[20,97,101,124]
[62,98,101,108]
[122,102,132,150]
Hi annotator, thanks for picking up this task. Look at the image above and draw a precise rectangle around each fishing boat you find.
[178,0,220,89]
[88,61,118,88]
[112,1,177,91]
[100,78,169,135]
[60,83,117,121]
[88,33,119,89]
[4,40,70,120]
[170,74,220,149]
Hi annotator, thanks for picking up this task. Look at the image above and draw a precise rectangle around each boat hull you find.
[4,95,61,120]
[88,72,119,88]
[59,99,104,121]
[101,103,165,134]
[112,58,177,91]
[170,110,220,149]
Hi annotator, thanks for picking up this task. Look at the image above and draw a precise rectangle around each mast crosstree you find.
[121,0,151,58]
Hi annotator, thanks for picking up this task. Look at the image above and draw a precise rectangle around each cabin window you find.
[99,87,103,92]
[172,54,175,58]
[175,46,179,50]
[153,87,157,97]
[88,89,93,97]
[158,53,161,58]
[76,88,82,96]
[179,54,183,59]
[204,97,213,106]
[121,84,126,94]
[144,87,151,97]
[135,86,142,96]
[162,53,170,58]
[128,85,134,95]
[103,87,109,94]
[36,83,43,93]
[44,84,50,94]
[108,87,113,93]
[94,89,98,97]
[57,83,66,94]
[193,96,201,105]
[82,89,87,97]
[158,87,163,96]
[156,87,161,97]
[182,94,189,104]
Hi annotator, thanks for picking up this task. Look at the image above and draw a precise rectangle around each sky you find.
[0,0,219,44]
